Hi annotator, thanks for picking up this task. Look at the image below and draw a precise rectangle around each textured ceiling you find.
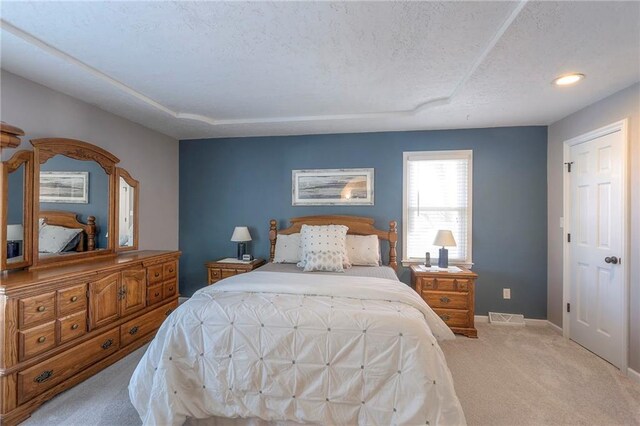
[1,1,639,139]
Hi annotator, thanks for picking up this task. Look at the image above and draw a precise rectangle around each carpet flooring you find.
[21,323,640,426]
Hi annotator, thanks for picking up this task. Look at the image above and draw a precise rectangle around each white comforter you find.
[129,271,465,426]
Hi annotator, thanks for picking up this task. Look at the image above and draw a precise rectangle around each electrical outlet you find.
[503,288,511,299]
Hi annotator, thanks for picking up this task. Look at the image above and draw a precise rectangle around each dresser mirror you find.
[0,150,34,271]
[115,168,139,251]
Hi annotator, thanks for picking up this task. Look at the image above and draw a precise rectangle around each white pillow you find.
[273,233,301,263]
[39,224,83,254]
[297,224,351,268]
[302,250,345,272]
[346,234,380,266]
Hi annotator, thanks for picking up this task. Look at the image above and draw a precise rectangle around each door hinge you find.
[567,233,571,243]
[567,303,571,313]
[564,161,574,172]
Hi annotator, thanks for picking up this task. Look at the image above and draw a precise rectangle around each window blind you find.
[404,151,472,263]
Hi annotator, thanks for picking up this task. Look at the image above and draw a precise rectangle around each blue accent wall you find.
[41,156,109,248]
[180,127,548,318]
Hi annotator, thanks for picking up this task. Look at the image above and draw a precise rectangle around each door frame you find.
[562,118,629,372]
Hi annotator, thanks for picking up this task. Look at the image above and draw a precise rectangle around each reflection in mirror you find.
[7,163,25,263]
[38,155,109,258]
[118,176,135,247]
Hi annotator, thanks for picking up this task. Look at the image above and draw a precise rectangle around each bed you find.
[129,215,465,425]
[38,210,98,254]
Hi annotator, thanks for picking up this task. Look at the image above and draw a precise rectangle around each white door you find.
[569,129,625,368]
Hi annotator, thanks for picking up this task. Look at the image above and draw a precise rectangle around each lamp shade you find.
[433,230,456,247]
[7,224,24,241]
[230,226,252,242]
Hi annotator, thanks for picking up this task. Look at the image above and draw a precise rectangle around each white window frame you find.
[402,150,473,267]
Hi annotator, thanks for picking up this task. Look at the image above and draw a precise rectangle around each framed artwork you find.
[40,171,89,204]
[292,168,374,206]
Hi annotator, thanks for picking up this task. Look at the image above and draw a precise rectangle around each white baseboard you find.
[475,315,562,332]
[628,368,640,384]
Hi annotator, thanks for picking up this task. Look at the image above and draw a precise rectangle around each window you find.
[402,150,472,265]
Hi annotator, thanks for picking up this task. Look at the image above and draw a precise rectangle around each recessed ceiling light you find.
[553,73,585,86]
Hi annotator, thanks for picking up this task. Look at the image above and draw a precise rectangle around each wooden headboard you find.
[39,211,97,252]
[269,215,398,269]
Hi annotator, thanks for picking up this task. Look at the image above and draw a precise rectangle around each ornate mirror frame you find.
[115,167,139,252]
[0,150,34,271]
[31,138,120,269]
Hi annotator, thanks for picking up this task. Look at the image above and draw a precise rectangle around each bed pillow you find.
[39,224,83,254]
[346,234,381,266]
[273,233,301,263]
[302,250,345,272]
[297,224,351,268]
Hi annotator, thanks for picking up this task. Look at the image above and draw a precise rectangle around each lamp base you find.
[237,242,247,260]
[438,247,449,268]
[7,241,20,259]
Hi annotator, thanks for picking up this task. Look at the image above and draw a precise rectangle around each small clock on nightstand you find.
[410,265,478,338]
[205,258,265,285]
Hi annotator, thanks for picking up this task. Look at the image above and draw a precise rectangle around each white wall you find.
[1,70,179,250]
[547,83,640,371]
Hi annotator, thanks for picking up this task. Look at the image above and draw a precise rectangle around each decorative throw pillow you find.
[39,224,83,254]
[297,224,351,268]
[302,250,345,272]
[346,234,381,266]
[273,233,302,263]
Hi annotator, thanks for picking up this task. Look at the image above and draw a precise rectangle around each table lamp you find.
[433,230,456,268]
[231,226,252,259]
[7,224,24,259]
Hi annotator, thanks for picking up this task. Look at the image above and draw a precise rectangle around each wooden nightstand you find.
[205,258,266,285]
[410,265,478,338]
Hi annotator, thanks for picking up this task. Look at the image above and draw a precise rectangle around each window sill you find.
[401,259,474,269]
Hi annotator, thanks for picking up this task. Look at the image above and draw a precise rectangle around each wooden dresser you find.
[411,265,478,338]
[206,258,265,285]
[0,250,180,425]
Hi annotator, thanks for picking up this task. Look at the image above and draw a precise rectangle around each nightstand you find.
[410,265,478,338]
[205,258,266,285]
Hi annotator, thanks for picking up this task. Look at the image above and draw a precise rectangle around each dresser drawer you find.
[423,291,469,310]
[57,284,87,316]
[147,284,164,305]
[19,321,57,361]
[120,300,177,347]
[163,261,177,280]
[19,292,56,328]
[433,308,470,328]
[17,328,120,404]
[208,268,221,283]
[148,264,164,285]
[163,279,177,299]
[58,310,87,344]
[221,269,236,279]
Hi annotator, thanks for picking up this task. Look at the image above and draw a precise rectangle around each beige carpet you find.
[21,323,640,426]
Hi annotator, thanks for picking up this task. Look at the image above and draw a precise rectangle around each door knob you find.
[605,256,619,264]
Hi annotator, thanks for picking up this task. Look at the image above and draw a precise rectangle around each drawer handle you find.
[440,314,451,322]
[34,370,53,383]
[118,287,127,300]
[169,268,174,273]
[154,272,160,278]
[169,287,174,292]
[165,309,173,316]
[37,306,46,312]
[154,292,160,297]
[440,296,451,304]
[70,296,78,302]
[37,336,47,343]
[129,326,139,335]
[71,324,79,330]
[101,339,114,350]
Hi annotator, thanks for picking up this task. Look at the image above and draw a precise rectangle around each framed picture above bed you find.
[292,168,374,206]
[40,171,89,204]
